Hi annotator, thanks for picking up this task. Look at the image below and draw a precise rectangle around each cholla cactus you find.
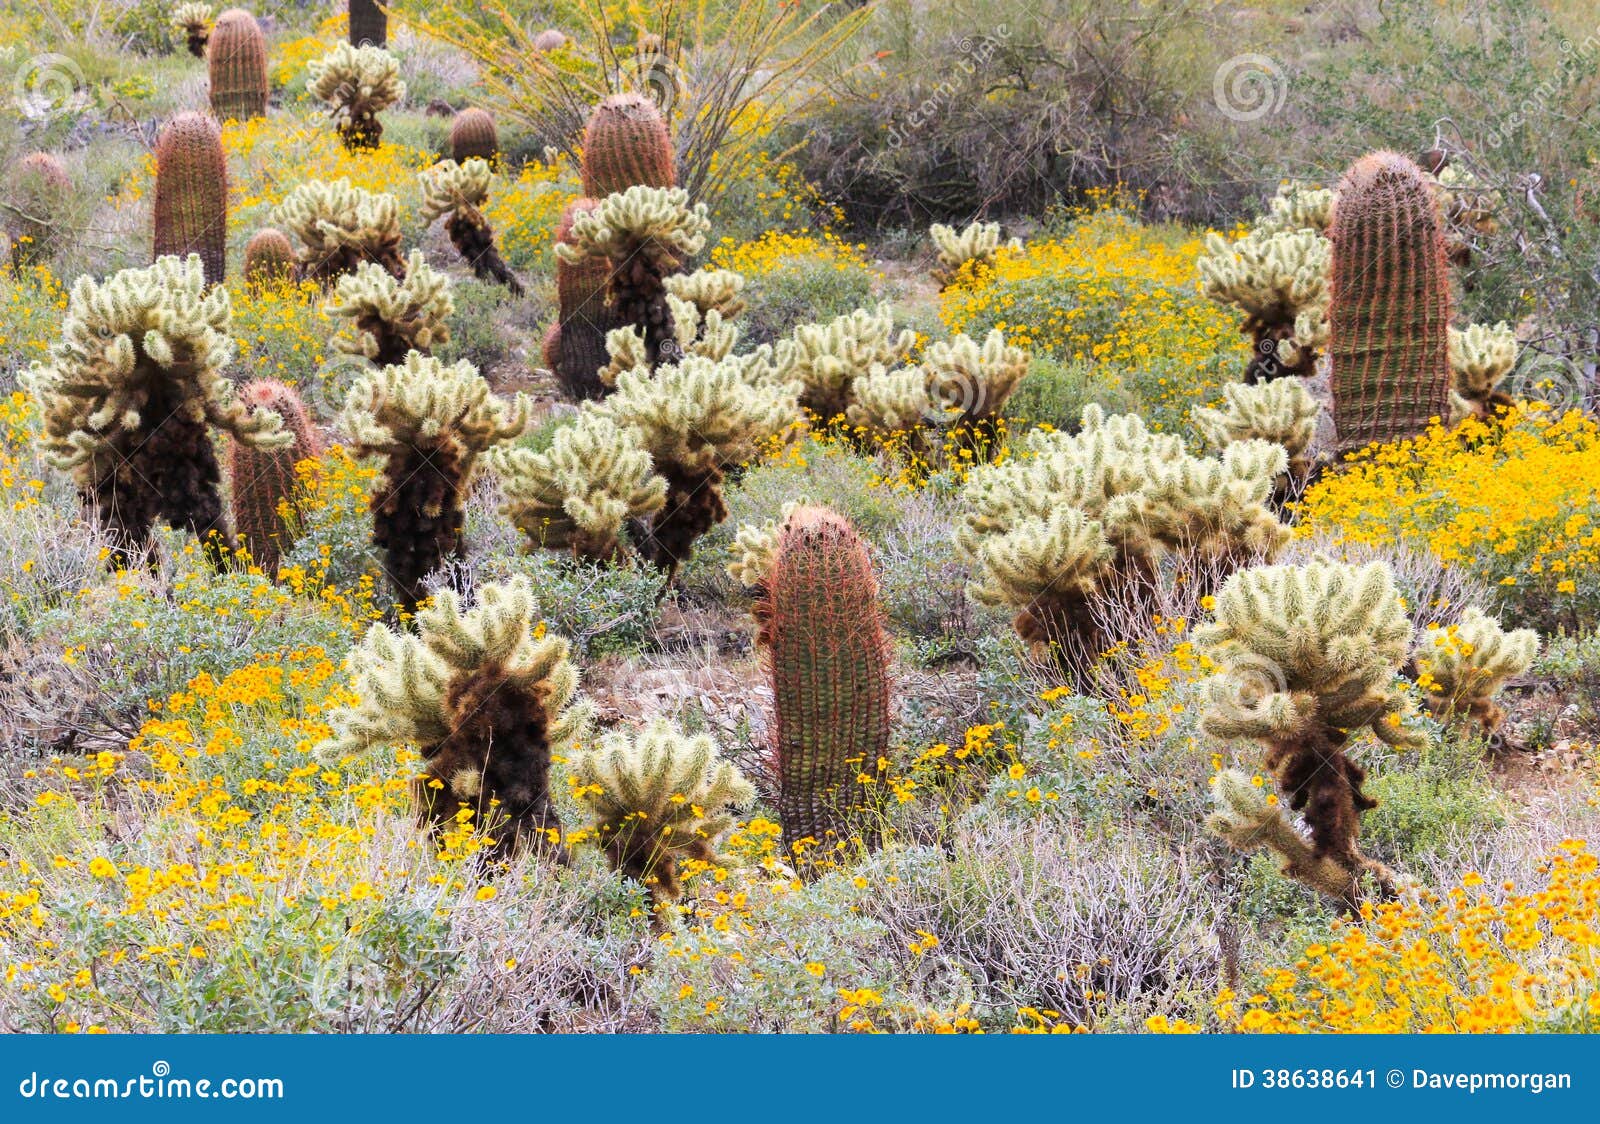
[929,220,1018,287]
[1207,769,1384,912]
[570,718,754,909]
[340,354,531,610]
[1198,557,1424,904]
[171,2,213,58]
[664,267,747,321]
[956,405,1285,678]
[775,304,915,422]
[556,185,710,367]
[418,158,523,294]
[1198,227,1330,382]
[1252,182,1336,236]
[600,355,799,575]
[725,499,805,589]
[844,367,932,435]
[319,576,592,862]
[1429,160,1498,270]
[1192,379,1320,498]
[327,250,454,366]
[306,42,406,151]
[273,179,404,284]
[1449,322,1518,419]
[25,255,287,563]
[1415,607,1538,733]
[921,329,1031,428]
[488,412,666,563]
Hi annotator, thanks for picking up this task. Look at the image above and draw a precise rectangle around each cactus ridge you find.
[153,112,229,285]
[208,8,268,122]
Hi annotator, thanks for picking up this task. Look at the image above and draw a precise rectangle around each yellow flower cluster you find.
[481,157,577,270]
[1222,841,1600,1032]
[1299,406,1600,624]
[710,229,879,282]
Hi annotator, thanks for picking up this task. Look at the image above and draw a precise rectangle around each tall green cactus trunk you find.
[153,113,229,286]
[1329,151,1454,451]
[758,507,892,872]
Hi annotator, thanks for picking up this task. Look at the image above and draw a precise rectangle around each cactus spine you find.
[757,506,892,870]
[152,112,229,286]
[230,379,320,576]
[243,228,296,288]
[1328,152,1454,451]
[581,92,675,198]
[6,152,71,269]
[207,9,268,122]
[450,108,499,166]
[348,0,387,47]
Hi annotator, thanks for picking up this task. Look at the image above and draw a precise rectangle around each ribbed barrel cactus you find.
[25,255,288,564]
[1414,607,1538,733]
[449,107,498,165]
[229,379,320,577]
[756,506,892,868]
[152,112,228,286]
[273,179,405,284]
[1198,227,1330,383]
[348,0,386,47]
[956,405,1287,680]
[1198,557,1424,906]
[1329,152,1454,450]
[171,2,213,57]
[555,184,710,368]
[319,576,593,862]
[599,354,799,576]
[570,718,754,909]
[548,196,615,400]
[207,8,268,122]
[581,92,676,198]
[243,227,296,289]
[1448,322,1519,419]
[418,158,523,294]
[6,152,71,268]
[307,42,406,152]
[488,411,666,563]
[326,250,453,365]
[339,354,531,611]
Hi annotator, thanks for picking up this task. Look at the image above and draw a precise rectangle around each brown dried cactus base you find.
[371,442,465,613]
[1245,319,1318,383]
[445,210,524,296]
[186,33,208,58]
[607,248,676,365]
[304,240,406,287]
[414,665,569,866]
[339,114,383,153]
[87,381,233,569]
[1263,727,1377,875]
[640,465,726,580]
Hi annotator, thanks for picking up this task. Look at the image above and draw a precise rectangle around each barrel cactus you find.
[5,152,71,268]
[319,576,593,863]
[1328,152,1454,451]
[547,197,615,399]
[348,0,386,47]
[756,506,893,869]
[152,112,228,286]
[243,227,296,288]
[24,255,288,565]
[450,107,498,165]
[207,8,268,122]
[230,379,320,576]
[581,91,676,198]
